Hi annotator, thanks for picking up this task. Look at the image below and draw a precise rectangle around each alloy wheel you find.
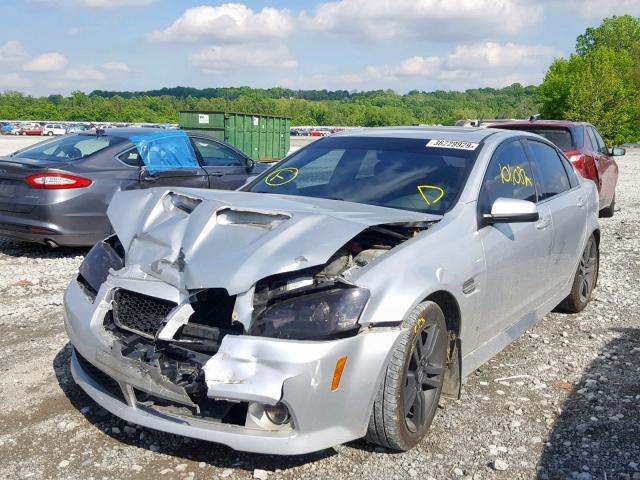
[578,239,597,303]
[403,320,445,433]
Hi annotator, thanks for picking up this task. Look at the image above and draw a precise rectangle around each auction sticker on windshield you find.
[426,139,479,150]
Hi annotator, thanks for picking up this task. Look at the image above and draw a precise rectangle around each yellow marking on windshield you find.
[417,185,445,206]
[500,164,533,187]
[265,167,299,186]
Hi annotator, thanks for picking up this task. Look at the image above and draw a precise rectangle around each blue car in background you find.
[1,123,18,134]
[0,128,268,247]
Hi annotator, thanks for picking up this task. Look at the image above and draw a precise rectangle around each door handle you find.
[142,175,157,182]
[536,217,551,230]
[208,172,224,177]
[577,197,585,208]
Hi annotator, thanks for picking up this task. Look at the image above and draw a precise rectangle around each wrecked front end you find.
[63,188,438,454]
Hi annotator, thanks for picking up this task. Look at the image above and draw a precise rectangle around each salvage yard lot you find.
[0,151,638,479]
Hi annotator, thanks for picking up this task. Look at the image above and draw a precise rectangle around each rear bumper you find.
[64,279,402,454]
[0,202,110,247]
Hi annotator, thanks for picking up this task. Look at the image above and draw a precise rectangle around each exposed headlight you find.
[78,235,124,295]
[249,287,369,340]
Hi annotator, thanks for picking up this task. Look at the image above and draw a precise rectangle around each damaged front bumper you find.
[63,278,402,455]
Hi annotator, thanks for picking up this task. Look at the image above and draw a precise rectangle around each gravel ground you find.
[0,151,638,480]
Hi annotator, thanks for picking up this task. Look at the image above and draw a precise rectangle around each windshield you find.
[13,134,124,161]
[246,136,480,214]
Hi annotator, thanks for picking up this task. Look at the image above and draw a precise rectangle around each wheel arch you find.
[423,290,462,399]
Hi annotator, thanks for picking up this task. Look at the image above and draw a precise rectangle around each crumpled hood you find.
[107,188,438,294]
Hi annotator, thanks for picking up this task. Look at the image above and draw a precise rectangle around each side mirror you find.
[246,158,256,170]
[482,198,539,226]
[611,147,626,157]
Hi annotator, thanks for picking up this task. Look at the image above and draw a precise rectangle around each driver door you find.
[477,139,553,342]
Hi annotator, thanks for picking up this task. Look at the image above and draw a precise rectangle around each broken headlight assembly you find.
[77,235,125,297]
[249,287,369,340]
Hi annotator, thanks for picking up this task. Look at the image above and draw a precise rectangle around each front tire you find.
[559,235,599,313]
[366,301,448,451]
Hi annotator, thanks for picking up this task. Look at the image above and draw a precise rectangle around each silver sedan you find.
[63,127,600,454]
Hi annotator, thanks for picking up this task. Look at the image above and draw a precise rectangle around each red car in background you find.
[15,124,44,136]
[495,120,623,217]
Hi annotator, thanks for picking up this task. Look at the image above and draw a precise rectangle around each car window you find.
[479,140,536,213]
[586,128,599,152]
[118,148,142,167]
[527,140,571,201]
[247,136,478,215]
[191,137,245,167]
[14,134,121,161]
[513,128,574,151]
[571,127,585,148]
[590,127,607,153]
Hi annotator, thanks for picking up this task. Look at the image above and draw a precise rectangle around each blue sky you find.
[0,0,637,96]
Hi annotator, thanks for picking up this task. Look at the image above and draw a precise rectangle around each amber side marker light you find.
[331,356,348,392]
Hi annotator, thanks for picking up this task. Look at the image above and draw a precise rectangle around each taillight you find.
[563,150,580,163]
[25,173,92,189]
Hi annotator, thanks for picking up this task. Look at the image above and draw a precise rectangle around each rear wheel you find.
[559,235,599,313]
[366,301,448,451]
[47,131,53,136]
[600,195,615,218]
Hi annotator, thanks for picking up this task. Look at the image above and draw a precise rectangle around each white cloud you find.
[447,42,562,70]
[60,67,107,81]
[284,42,558,90]
[190,44,297,73]
[102,61,129,72]
[366,56,443,80]
[0,41,28,64]
[23,52,68,72]
[149,3,294,43]
[0,73,31,89]
[301,0,542,41]
[67,27,82,35]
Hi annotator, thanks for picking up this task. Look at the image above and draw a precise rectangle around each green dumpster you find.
[179,111,291,162]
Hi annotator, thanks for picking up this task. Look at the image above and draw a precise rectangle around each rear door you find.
[525,139,586,288]
[477,139,553,341]
[588,126,617,208]
[189,136,252,190]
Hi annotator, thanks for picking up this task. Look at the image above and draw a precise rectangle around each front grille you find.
[112,289,177,339]
[74,349,126,403]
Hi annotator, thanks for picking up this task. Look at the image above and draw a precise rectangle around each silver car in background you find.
[63,127,600,454]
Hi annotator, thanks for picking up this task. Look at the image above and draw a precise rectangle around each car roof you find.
[492,120,589,129]
[332,126,506,143]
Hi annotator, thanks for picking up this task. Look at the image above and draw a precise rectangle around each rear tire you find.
[366,301,448,451]
[559,235,599,313]
[600,195,615,218]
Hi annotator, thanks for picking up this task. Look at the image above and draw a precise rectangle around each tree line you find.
[0,15,638,144]
[0,84,539,129]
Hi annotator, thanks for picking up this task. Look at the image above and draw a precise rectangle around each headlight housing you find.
[249,287,369,340]
[78,235,124,297]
